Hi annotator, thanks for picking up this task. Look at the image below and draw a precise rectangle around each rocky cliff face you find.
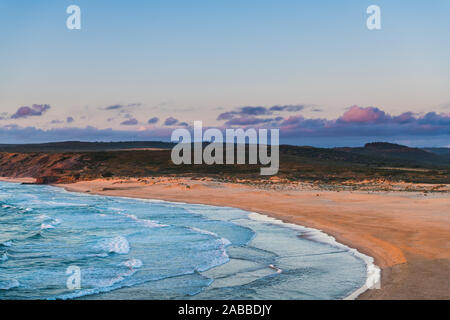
[0,153,85,184]
[0,150,177,184]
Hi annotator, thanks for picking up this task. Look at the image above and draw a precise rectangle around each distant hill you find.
[335,142,450,168]
[423,147,450,158]
[0,141,448,168]
[0,141,449,185]
[0,141,174,153]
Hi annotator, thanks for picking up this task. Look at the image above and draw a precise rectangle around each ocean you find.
[0,181,373,300]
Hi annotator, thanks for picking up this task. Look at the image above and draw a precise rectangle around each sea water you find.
[0,181,369,300]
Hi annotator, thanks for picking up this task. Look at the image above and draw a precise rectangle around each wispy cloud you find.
[224,117,283,126]
[102,103,142,111]
[104,104,124,110]
[11,104,51,119]
[121,118,139,126]
[269,105,305,112]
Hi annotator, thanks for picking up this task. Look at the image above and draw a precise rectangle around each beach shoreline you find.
[1,176,449,299]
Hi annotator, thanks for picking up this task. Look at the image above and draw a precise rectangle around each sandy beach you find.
[2,176,449,299]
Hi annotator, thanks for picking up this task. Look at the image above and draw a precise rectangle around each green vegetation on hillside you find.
[0,142,448,185]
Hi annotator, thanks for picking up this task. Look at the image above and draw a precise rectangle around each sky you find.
[0,0,449,146]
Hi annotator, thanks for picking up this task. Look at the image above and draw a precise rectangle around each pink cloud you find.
[282,115,305,125]
[339,106,388,124]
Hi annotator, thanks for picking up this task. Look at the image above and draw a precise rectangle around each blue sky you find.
[0,0,449,146]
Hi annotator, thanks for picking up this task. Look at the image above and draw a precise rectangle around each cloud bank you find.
[1,104,449,146]
[275,106,450,138]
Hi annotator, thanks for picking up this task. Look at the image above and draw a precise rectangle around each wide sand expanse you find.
[2,177,449,299]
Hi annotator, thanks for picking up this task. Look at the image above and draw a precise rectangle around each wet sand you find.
[0,177,36,184]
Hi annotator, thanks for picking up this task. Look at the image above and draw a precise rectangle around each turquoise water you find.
[0,181,367,300]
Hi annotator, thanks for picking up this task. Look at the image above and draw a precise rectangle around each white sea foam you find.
[31,200,84,207]
[36,214,50,221]
[122,258,143,269]
[40,223,55,230]
[198,249,230,273]
[97,274,127,288]
[123,212,168,228]
[94,253,109,258]
[189,226,232,250]
[53,271,144,300]
[54,259,143,300]
[220,237,232,247]
[1,253,8,262]
[247,212,381,300]
[111,209,168,228]
[189,226,219,237]
[185,226,232,273]
[98,265,141,287]
[99,236,130,255]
